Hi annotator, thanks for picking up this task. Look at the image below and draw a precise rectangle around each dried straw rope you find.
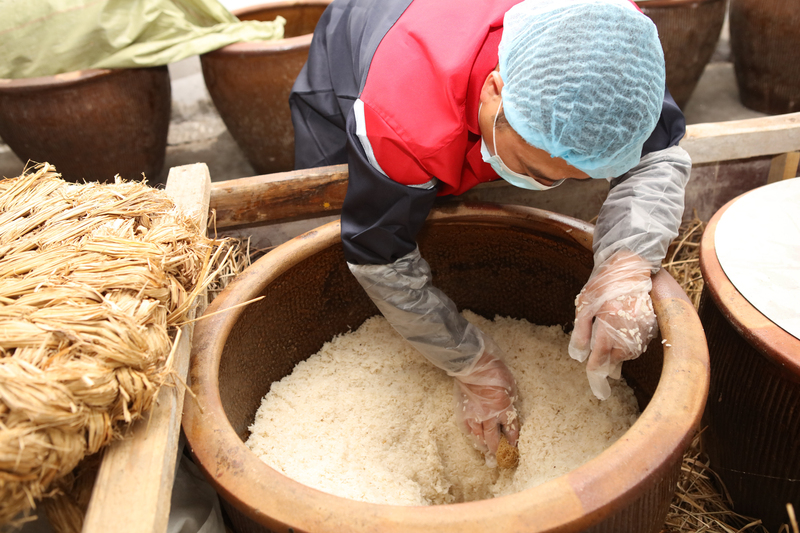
[0,163,226,527]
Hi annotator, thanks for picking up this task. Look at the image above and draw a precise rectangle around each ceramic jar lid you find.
[714,177,800,340]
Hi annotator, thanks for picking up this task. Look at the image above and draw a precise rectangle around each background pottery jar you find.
[699,181,800,532]
[0,67,171,183]
[635,0,727,110]
[183,204,710,533]
[728,0,800,114]
[200,1,331,175]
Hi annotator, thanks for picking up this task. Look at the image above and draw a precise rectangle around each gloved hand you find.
[452,335,520,466]
[568,250,658,400]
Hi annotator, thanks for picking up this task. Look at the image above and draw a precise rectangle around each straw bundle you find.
[206,236,252,301]
[662,432,770,533]
[0,163,225,527]
[662,212,705,309]
[39,453,101,533]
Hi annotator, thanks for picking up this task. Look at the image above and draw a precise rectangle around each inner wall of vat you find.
[218,222,663,442]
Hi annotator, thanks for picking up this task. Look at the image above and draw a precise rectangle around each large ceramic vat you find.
[729,0,800,114]
[635,0,727,109]
[0,67,170,183]
[183,203,710,533]
[699,184,800,531]
[200,1,331,175]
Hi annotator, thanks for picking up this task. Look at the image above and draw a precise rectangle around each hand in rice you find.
[568,250,657,400]
[453,335,520,464]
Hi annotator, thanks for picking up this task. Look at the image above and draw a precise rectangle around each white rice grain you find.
[246,311,639,505]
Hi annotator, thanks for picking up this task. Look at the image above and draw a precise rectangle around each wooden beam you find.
[209,164,348,229]
[82,163,211,533]
[681,112,800,165]
[767,152,800,184]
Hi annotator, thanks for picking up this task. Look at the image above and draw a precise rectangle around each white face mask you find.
[480,100,564,191]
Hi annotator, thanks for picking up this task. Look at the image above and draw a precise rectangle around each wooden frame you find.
[681,112,800,164]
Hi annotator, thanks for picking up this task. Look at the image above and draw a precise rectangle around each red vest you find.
[358,0,517,196]
[358,0,643,196]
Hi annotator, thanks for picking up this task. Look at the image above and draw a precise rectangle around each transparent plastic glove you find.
[348,248,484,374]
[349,248,520,464]
[452,336,519,466]
[568,250,658,400]
[593,146,691,269]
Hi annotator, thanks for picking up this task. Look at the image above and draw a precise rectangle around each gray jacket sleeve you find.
[592,145,692,272]
[348,247,484,376]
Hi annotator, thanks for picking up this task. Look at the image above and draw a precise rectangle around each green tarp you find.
[0,0,286,79]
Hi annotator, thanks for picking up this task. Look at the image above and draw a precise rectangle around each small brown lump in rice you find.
[496,434,519,469]
[246,311,639,505]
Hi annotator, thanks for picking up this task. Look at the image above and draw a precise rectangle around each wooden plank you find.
[767,152,800,184]
[165,164,212,227]
[209,164,348,229]
[82,164,212,533]
[681,112,800,164]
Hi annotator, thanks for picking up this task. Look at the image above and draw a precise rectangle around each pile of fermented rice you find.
[246,311,639,505]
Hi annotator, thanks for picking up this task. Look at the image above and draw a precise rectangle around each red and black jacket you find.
[290,0,685,266]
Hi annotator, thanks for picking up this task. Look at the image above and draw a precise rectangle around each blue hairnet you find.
[498,0,665,180]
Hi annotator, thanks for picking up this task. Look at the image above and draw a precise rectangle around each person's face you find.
[478,69,591,186]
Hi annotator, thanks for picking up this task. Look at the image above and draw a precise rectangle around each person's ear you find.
[479,69,504,105]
